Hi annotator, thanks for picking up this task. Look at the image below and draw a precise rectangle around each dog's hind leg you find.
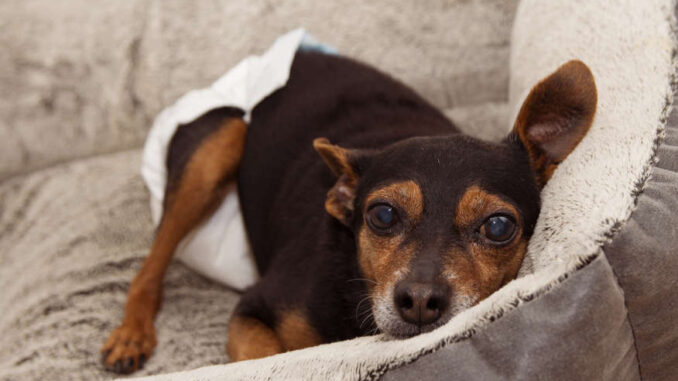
[227,314,284,361]
[226,288,325,362]
[102,107,247,374]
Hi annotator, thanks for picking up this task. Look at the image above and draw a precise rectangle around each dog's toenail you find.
[139,354,147,368]
[125,357,135,370]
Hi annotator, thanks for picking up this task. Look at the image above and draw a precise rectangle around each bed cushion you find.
[0,1,518,378]
[134,0,678,380]
[2,0,676,380]
[0,0,516,181]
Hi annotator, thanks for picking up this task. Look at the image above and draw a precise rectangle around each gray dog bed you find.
[137,0,678,380]
[0,0,676,380]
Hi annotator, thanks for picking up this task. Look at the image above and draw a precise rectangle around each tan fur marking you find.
[324,174,358,224]
[359,228,415,296]
[366,181,424,223]
[441,249,476,297]
[443,239,527,304]
[454,186,519,229]
[102,117,247,371]
[313,138,357,180]
[445,185,527,304]
[276,310,323,351]
[313,138,360,225]
[358,181,423,296]
[227,316,284,362]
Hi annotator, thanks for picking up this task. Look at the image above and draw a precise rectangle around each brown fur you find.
[512,60,597,186]
[313,138,360,225]
[358,181,423,297]
[446,186,527,300]
[324,173,358,225]
[101,117,247,373]
[454,185,520,228]
[227,316,284,362]
[366,181,424,224]
[313,138,357,179]
[226,310,322,362]
[276,310,324,351]
[442,240,527,301]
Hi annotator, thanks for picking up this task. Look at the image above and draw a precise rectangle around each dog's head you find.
[314,60,597,337]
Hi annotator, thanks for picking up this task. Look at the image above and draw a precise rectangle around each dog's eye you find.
[366,204,399,231]
[480,215,516,243]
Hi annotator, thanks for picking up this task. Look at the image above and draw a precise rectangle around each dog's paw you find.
[101,321,157,374]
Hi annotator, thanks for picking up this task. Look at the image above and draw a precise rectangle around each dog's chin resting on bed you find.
[102,51,597,374]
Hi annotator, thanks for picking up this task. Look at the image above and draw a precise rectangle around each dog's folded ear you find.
[510,60,597,187]
[313,138,367,226]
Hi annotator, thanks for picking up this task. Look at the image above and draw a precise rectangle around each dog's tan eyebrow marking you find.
[454,185,519,228]
[365,180,424,222]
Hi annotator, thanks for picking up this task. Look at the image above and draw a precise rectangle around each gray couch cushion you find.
[0,0,516,181]
[602,91,678,380]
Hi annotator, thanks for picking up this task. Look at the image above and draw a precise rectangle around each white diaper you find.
[140,29,336,290]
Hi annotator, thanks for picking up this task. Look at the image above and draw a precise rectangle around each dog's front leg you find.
[101,114,247,374]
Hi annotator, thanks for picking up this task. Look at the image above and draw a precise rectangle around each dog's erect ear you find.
[511,60,597,187]
[313,137,365,226]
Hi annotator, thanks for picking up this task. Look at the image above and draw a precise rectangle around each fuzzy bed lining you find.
[135,0,677,379]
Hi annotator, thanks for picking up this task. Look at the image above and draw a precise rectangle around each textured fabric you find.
[2,0,677,380]
[136,0,678,379]
[381,255,639,381]
[0,150,240,379]
[510,0,677,275]
[444,102,509,143]
[131,257,628,381]
[0,0,516,181]
[602,80,678,380]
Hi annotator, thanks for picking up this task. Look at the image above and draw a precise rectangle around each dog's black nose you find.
[394,281,449,326]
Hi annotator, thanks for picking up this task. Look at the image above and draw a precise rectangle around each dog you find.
[101,51,597,373]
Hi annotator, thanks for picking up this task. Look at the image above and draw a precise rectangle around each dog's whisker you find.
[359,312,375,331]
[346,278,377,285]
[354,295,372,322]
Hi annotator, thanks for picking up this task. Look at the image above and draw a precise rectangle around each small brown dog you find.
[102,51,596,374]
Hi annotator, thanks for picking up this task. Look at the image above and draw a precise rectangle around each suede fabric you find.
[602,85,678,380]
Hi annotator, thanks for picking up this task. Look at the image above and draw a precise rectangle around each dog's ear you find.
[510,60,597,187]
[313,137,366,226]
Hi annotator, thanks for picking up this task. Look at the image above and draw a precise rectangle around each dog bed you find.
[133,0,678,380]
